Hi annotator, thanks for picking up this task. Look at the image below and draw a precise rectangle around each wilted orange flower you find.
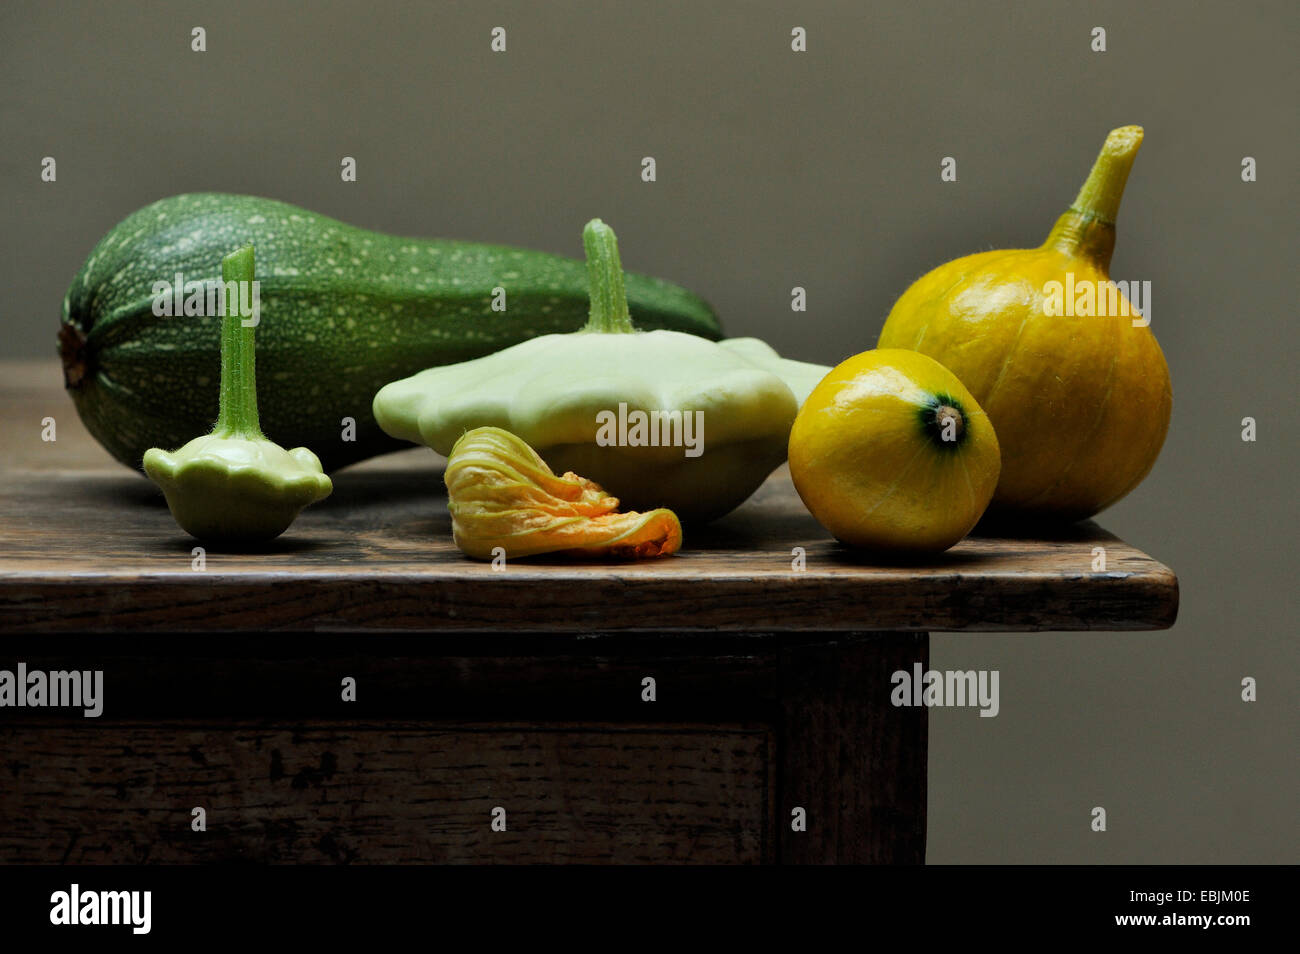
[446,427,682,560]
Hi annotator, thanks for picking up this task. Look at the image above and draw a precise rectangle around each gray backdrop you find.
[2,0,1295,862]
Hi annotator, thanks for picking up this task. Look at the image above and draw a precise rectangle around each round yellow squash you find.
[788,349,1001,553]
[877,126,1171,520]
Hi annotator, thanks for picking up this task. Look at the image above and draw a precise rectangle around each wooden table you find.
[0,360,1178,863]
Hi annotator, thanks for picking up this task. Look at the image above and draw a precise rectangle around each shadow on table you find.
[322,466,447,511]
[973,512,1111,542]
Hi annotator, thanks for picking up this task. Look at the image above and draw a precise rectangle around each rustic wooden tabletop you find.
[0,360,1177,634]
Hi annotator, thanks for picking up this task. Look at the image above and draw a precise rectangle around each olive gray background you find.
[1,0,1295,862]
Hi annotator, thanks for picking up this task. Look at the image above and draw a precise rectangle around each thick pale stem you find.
[215,244,262,437]
[1069,125,1143,226]
[581,219,636,334]
[1044,125,1143,268]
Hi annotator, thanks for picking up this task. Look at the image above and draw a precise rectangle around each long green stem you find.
[215,244,262,437]
[581,219,636,334]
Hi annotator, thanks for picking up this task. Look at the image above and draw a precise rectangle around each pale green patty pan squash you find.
[143,245,332,542]
[374,219,827,523]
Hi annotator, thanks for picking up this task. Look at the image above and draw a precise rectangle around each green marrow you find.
[60,193,722,471]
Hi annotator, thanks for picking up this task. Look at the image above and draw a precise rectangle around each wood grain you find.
[0,633,924,864]
[0,359,1178,634]
[779,634,928,864]
[0,721,772,864]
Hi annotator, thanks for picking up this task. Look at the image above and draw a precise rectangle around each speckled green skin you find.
[61,193,722,472]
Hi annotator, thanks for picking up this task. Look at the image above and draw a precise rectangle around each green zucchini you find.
[60,193,722,471]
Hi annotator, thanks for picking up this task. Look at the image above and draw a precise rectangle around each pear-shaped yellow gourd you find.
[878,126,1171,520]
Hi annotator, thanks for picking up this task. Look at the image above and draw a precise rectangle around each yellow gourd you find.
[878,126,1171,520]
[788,349,1001,553]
